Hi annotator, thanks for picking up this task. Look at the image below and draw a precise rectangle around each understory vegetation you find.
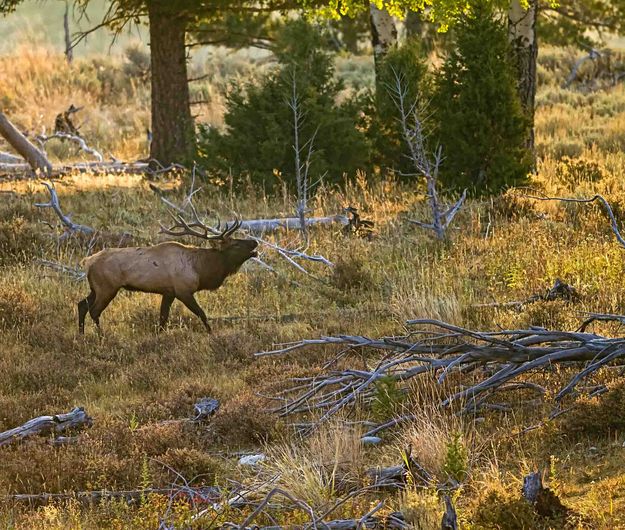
[5,18,625,530]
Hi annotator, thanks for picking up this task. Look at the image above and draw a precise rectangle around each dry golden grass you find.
[4,43,625,528]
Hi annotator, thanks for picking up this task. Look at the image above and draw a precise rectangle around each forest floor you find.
[3,43,625,529]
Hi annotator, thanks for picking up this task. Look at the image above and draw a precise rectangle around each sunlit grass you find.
[4,42,625,528]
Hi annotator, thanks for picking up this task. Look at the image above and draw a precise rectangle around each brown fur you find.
[77,238,258,334]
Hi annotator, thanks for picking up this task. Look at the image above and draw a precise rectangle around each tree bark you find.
[369,4,397,80]
[147,0,194,166]
[63,0,73,64]
[0,112,52,175]
[508,0,538,152]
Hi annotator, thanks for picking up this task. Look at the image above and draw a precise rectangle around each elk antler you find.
[159,206,240,241]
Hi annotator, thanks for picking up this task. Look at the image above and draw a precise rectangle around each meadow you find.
[3,37,625,529]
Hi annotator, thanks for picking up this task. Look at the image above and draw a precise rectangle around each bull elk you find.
[78,214,258,334]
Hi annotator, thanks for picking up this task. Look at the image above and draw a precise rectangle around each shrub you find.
[371,375,406,420]
[0,284,37,330]
[442,432,468,483]
[556,156,606,186]
[432,2,532,196]
[197,20,368,188]
[558,381,625,438]
[400,488,442,529]
[0,216,46,265]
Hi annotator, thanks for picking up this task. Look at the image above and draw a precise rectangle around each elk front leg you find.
[177,293,211,332]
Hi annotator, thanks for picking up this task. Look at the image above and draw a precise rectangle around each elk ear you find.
[209,237,231,250]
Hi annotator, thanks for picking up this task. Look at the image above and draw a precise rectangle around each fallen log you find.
[5,486,219,505]
[0,407,92,447]
[237,215,348,234]
[0,151,23,163]
[0,112,51,175]
[366,447,433,490]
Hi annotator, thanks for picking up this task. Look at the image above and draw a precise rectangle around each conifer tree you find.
[433,2,531,195]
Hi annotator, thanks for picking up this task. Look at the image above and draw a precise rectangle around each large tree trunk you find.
[147,0,194,166]
[0,112,51,175]
[508,0,538,153]
[369,4,397,80]
[63,0,73,64]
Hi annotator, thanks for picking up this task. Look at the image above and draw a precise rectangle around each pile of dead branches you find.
[258,318,625,429]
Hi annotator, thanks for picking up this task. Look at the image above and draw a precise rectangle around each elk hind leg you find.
[78,290,96,334]
[177,293,211,332]
[159,294,175,331]
[88,289,118,333]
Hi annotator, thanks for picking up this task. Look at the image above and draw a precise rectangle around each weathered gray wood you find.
[239,215,348,234]
[35,182,95,238]
[193,397,220,420]
[441,495,458,530]
[261,317,625,422]
[522,471,542,504]
[7,486,219,505]
[0,151,23,163]
[0,407,91,446]
[0,112,51,175]
[367,454,432,489]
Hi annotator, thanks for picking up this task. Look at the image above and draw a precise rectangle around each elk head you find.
[159,211,259,270]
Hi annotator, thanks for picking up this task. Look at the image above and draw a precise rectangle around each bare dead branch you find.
[258,317,625,426]
[237,487,319,529]
[36,259,86,281]
[386,69,466,239]
[36,132,104,162]
[563,48,602,88]
[35,182,95,238]
[525,193,625,249]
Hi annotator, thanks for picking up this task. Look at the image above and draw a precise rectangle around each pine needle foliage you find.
[432,2,532,196]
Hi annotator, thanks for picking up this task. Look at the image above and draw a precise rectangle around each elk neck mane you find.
[191,243,250,290]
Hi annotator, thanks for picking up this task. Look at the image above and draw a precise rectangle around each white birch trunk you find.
[508,0,538,151]
[369,4,398,76]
